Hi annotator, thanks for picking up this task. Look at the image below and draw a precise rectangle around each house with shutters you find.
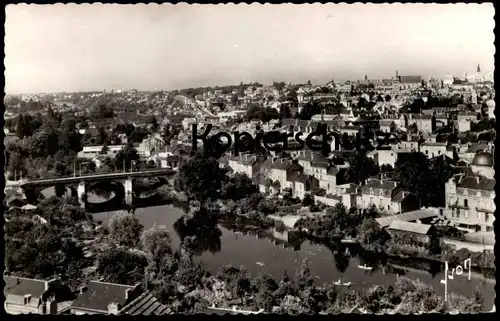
[258,158,303,195]
[4,276,69,315]
[286,172,319,200]
[360,178,420,215]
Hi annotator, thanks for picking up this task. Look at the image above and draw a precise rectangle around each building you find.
[420,142,448,159]
[386,221,435,244]
[286,172,319,199]
[407,113,434,134]
[4,276,61,314]
[455,112,477,132]
[379,120,396,133]
[375,209,438,228]
[360,178,419,214]
[444,174,495,232]
[258,158,303,194]
[70,281,143,315]
[311,162,339,194]
[227,154,266,179]
[296,151,329,176]
[217,110,246,123]
[77,145,125,160]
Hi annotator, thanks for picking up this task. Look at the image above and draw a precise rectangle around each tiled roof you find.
[376,209,437,228]
[409,113,432,120]
[327,166,340,175]
[118,291,170,315]
[323,194,342,201]
[457,176,495,191]
[379,120,395,126]
[70,281,137,313]
[387,221,433,235]
[287,172,309,184]
[466,143,489,154]
[270,159,293,170]
[297,151,329,164]
[311,162,329,169]
[391,191,411,203]
[363,179,398,191]
[4,276,47,298]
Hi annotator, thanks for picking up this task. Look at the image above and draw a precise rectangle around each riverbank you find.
[90,203,495,311]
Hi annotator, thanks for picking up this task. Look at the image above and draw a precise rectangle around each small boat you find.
[357,264,373,271]
[256,262,265,267]
[334,279,351,287]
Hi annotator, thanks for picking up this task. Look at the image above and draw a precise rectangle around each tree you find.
[302,194,313,207]
[427,233,442,255]
[97,248,148,285]
[279,104,292,119]
[356,217,389,251]
[345,151,379,185]
[394,152,435,207]
[385,95,391,102]
[141,224,173,260]
[297,101,321,120]
[175,153,227,203]
[109,212,144,247]
[115,144,140,170]
[294,258,315,292]
[221,173,258,201]
[91,103,114,120]
[100,144,109,155]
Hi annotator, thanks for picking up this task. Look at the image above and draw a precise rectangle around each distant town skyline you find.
[5,3,495,94]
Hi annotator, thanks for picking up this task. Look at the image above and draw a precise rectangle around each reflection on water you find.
[40,186,72,199]
[87,191,116,204]
[93,204,496,309]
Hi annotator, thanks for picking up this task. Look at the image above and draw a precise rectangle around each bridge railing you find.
[18,168,175,183]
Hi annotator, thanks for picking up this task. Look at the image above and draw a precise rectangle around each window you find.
[391,153,394,156]
[438,150,441,155]
[465,211,468,218]
[464,199,468,208]
[425,150,428,154]
[456,209,461,218]
[387,205,391,210]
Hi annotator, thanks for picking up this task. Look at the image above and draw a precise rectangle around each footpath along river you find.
[93,204,495,309]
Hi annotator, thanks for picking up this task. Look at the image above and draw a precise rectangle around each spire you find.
[477,64,481,73]
[365,74,368,81]
[396,70,399,78]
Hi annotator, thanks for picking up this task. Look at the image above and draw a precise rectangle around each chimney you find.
[125,288,131,301]
[16,278,20,285]
[476,176,480,184]
[107,302,120,315]
[79,286,87,294]
[281,159,285,164]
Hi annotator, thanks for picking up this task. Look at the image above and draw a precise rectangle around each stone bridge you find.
[17,169,176,208]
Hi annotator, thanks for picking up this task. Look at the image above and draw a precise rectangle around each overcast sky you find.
[5,3,495,94]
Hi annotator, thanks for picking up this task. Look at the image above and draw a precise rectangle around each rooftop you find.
[70,281,137,313]
[387,220,433,235]
[376,209,437,228]
[4,276,48,298]
[118,291,170,315]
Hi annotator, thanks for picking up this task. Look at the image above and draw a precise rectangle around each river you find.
[93,204,495,309]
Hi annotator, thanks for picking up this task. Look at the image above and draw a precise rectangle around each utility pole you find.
[74,162,76,177]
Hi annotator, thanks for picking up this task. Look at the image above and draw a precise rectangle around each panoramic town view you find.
[3,3,495,315]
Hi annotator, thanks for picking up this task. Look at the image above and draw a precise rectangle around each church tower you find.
[477,64,481,73]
